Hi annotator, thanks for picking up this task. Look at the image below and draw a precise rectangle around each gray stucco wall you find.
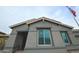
[17,48,67,53]
[4,24,29,51]
[4,20,75,52]
[25,21,74,49]
[72,31,79,45]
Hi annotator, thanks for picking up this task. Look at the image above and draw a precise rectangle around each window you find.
[38,29,51,45]
[60,31,70,45]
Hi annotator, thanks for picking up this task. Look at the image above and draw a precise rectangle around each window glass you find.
[44,30,51,44]
[60,31,69,43]
[38,29,51,45]
[39,30,44,44]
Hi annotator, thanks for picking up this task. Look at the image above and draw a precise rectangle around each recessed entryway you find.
[13,31,28,52]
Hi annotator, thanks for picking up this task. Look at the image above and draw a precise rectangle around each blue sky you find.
[0,6,79,34]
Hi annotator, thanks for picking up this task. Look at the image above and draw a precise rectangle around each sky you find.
[0,6,79,34]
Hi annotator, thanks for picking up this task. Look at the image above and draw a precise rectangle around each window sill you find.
[37,44,54,48]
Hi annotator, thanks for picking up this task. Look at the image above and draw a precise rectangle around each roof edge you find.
[10,17,73,29]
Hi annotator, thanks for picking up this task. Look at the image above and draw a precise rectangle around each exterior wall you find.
[25,21,73,49]
[68,31,77,45]
[4,24,28,51]
[0,33,8,50]
[17,48,67,53]
[25,31,37,48]
[4,32,17,51]
[68,50,79,53]
[52,31,65,47]
[0,37,6,49]
[12,24,28,32]
[4,20,75,52]
[72,30,79,45]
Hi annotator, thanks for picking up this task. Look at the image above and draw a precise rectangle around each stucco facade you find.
[72,29,79,44]
[4,17,79,53]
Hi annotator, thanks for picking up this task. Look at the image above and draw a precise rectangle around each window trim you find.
[37,28,53,46]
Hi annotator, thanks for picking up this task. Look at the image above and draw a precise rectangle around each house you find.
[4,17,79,53]
[72,29,79,44]
[0,31,8,50]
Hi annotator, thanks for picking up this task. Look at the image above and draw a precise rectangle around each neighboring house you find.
[4,17,79,53]
[0,32,8,50]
